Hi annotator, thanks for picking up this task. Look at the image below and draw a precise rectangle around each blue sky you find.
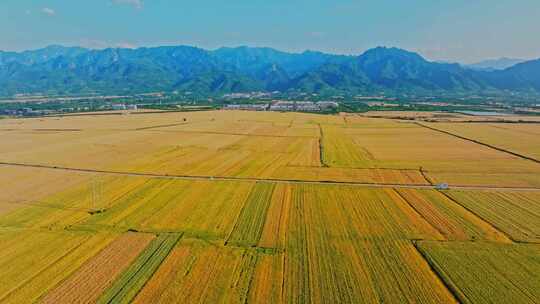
[1,0,539,63]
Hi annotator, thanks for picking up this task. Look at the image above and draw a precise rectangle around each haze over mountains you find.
[465,58,526,71]
[0,45,539,97]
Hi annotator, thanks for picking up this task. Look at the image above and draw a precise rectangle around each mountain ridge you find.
[465,57,526,71]
[1,45,539,96]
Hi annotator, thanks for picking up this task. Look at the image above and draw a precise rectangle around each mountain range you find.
[465,58,526,71]
[0,45,539,97]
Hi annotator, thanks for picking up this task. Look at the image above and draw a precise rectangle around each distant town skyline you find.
[1,0,539,64]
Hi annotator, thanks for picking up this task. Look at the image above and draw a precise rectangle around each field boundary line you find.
[392,189,447,239]
[317,123,328,167]
[2,161,540,191]
[141,128,319,139]
[224,183,255,246]
[419,167,435,185]
[411,241,466,304]
[437,190,517,243]
[415,122,540,164]
[285,164,423,171]
[135,122,191,131]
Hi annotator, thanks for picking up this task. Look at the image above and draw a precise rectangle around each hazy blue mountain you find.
[481,59,540,91]
[0,45,539,96]
[290,47,487,94]
[466,57,526,71]
[211,46,348,78]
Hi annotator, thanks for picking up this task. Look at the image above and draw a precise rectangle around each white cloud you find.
[111,0,143,9]
[42,7,56,16]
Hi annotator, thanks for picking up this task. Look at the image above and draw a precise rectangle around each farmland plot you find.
[273,166,429,185]
[98,234,181,304]
[41,232,155,304]
[446,190,540,242]
[417,242,540,304]
[321,125,375,167]
[428,122,540,160]
[283,185,451,303]
[133,238,275,304]
[426,171,540,188]
[1,111,540,303]
[288,184,443,241]
[0,230,116,304]
[0,165,90,215]
[227,182,276,247]
[396,189,510,242]
[0,175,151,229]
[82,180,253,240]
[258,183,292,249]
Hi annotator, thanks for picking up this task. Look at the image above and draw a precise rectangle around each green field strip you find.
[416,241,540,304]
[226,182,276,247]
[97,233,182,304]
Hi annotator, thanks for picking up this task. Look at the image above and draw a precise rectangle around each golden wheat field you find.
[0,110,539,303]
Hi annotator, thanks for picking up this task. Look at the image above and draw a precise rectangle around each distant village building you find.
[111,104,127,110]
[295,101,319,112]
[317,101,339,110]
[270,101,296,111]
[223,92,272,100]
[224,100,339,112]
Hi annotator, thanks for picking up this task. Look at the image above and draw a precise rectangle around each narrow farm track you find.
[141,129,318,139]
[317,123,329,167]
[1,161,540,192]
[415,122,540,164]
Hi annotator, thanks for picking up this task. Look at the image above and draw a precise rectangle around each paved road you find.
[2,161,539,192]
